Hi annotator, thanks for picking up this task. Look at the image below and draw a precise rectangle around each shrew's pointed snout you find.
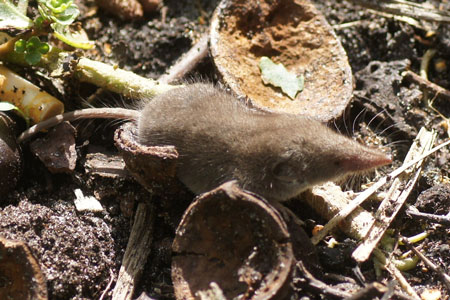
[340,147,392,173]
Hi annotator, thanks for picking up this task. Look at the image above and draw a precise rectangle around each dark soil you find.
[1,0,449,299]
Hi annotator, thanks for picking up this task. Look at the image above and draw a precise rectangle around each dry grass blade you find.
[352,127,437,262]
[348,0,450,23]
[311,137,450,246]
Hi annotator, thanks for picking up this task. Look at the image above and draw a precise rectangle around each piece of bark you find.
[112,202,154,300]
[84,152,129,179]
[304,182,376,241]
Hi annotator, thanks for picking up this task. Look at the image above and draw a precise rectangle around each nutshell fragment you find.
[210,0,353,122]
[114,122,181,194]
[172,181,294,300]
[0,237,48,300]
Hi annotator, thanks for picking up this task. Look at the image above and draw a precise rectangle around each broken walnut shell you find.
[0,237,48,300]
[210,0,353,122]
[172,181,294,300]
[114,122,181,193]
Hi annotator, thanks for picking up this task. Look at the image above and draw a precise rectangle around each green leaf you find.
[38,0,78,25]
[50,4,78,25]
[47,0,73,13]
[14,36,49,65]
[0,101,18,111]
[14,39,26,53]
[51,23,94,49]
[259,56,304,100]
[26,35,41,49]
[35,15,45,28]
[37,42,49,54]
[0,0,33,29]
[37,4,50,21]
[25,51,42,65]
[16,0,28,15]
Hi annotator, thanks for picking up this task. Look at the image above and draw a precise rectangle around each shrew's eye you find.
[273,161,296,182]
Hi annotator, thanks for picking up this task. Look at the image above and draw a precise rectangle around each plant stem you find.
[75,58,177,99]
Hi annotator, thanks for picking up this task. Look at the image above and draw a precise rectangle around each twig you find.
[363,10,427,30]
[311,138,450,245]
[158,33,209,84]
[380,280,396,300]
[406,207,450,225]
[347,282,387,300]
[332,20,368,30]
[112,202,154,300]
[99,269,115,300]
[76,58,176,99]
[293,261,351,298]
[347,0,450,23]
[352,128,437,262]
[400,237,450,291]
[402,70,450,102]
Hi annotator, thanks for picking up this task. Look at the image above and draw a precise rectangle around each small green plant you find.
[0,0,93,65]
[14,36,50,65]
[37,0,80,26]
